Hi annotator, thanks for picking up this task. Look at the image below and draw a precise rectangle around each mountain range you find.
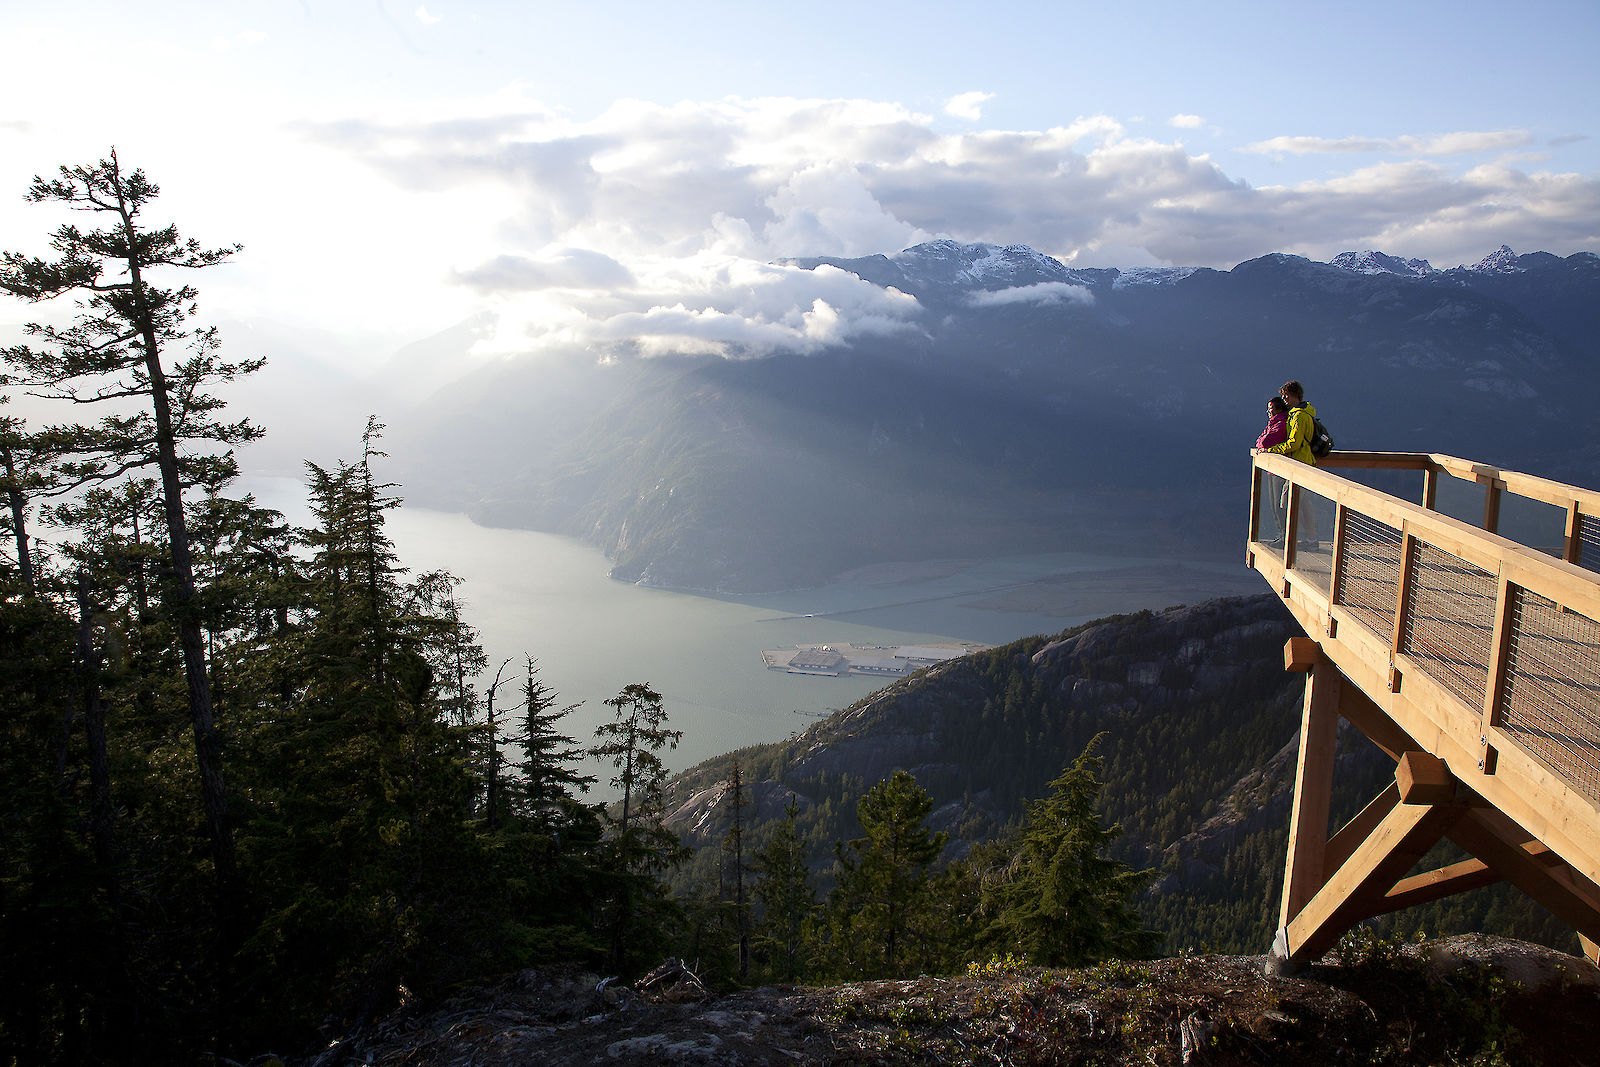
[385,242,1599,593]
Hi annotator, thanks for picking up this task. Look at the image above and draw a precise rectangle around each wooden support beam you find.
[1335,681,1417,761]
[1376,843,1561,915]
[1564,502,1584,567]
[1324,783,1400,876]
[1278,797,1465,963]
[1447,809,1600,944]
[1278,658,1342,928]
[1284,636,1319,673]
[1396,751,1455,805]
[1582,934,1599,965]
[1381,858,1505,913]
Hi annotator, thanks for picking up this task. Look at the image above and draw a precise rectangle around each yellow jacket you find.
[1266,402,1317,465]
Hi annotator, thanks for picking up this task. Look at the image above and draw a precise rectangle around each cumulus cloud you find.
[1169,114,1205,129]
[967,282,1094,308]
[945,91,996,121]
[467,257,923,359]
[1245,130,1534,156]
[294,94,1599,355]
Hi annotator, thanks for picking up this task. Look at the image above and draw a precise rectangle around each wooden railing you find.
[1248,450,1600,964]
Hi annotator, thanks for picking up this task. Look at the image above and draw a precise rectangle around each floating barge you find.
[762,641,988,677]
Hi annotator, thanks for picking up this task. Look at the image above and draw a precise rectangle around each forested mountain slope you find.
[662,594,1576,955]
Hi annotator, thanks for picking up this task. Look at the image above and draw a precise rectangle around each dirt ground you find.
[279,935,1600,1067]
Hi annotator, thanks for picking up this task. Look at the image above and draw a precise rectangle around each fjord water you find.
[246,477,1260,783]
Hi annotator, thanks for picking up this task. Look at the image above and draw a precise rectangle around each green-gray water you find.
[247,477,1262,788]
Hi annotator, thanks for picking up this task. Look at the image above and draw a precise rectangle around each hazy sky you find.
[3,0,1597,365]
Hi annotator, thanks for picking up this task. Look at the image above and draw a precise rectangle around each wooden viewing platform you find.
[1247,450,1600,969]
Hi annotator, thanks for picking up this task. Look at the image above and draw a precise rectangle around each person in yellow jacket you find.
[1264,380,1317,466]
[1258,379,1318,546]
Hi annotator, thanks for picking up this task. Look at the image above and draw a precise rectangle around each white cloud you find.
[945,91,996,121]
[465,256,923,359]
[1244,130,1535,157]
[279,94,1596,351]
[452,248,634,292]
[1169,114,1205,129]
[967,282,1094,307]
[416,6,442,24]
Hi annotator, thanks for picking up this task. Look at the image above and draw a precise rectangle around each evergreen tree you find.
[0,152,262,935]
[510,657,594,825]
[753,796,816,982]
[981,734,1158,965]
[826,770,947,978]
[591,682,685,972]
[236,422,482,1037]
[723,759,751,979]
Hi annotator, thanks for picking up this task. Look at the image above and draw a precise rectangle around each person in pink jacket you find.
[1256,396,1289,450]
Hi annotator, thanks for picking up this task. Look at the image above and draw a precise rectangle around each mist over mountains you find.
[381,241,1598,593]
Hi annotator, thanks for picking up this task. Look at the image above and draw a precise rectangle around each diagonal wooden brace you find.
[1274,793,1466,965]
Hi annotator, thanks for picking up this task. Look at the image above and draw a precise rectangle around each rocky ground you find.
[272,935,1598,1066]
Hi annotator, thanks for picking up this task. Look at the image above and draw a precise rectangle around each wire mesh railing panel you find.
[1580,513,1600,575]
[1400,542,1497,712]
[1335,511,1403,640]
[1500,589,1600,806]
[1290,488,1336,596]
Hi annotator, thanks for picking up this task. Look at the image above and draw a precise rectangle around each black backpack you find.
[1309,416,1334,459]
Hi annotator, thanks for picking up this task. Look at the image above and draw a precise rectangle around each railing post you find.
[1479,575,1515,776]
[1422,464,1439,511]
[1327,504,1349,634]
[1285,482,1302,569]
[1482,477,1502,534]
[1388,527,1419,692]
[1565,502,1584,567]
[1248,461,1263,545]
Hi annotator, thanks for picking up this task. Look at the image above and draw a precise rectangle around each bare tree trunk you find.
[76,571,119,877]
[1,439,35,596]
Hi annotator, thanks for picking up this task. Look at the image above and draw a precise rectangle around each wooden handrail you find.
[1254,451,1600,619]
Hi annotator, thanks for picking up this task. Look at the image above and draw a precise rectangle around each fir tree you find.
[827,770,947,977]
[753,796,816,982]
[510,657,594,825]
[591,682,685,972]
[723,758,751,979]
[0,152,262,935]
[981,734,1158,965]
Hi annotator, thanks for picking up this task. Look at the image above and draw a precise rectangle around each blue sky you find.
[2,0,1596,360]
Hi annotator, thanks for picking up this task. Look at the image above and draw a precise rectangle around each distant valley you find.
[384,242,1599,593]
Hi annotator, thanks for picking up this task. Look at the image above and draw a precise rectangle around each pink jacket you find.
[1256,412,1288,450]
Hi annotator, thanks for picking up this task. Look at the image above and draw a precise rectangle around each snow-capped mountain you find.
[1470,245,1523,273]
[1329,250,1436,276]
[888,239,1077,290]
